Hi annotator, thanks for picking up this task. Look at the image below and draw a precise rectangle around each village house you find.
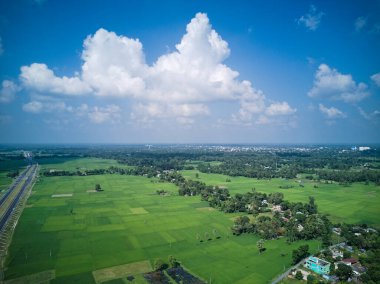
[332,227,341,235]
[331,248,343,259]
[304,256,330,275]
[341,258,358,266]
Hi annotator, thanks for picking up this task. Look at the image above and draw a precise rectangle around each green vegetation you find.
[2,145,379,284]
[5,158,319,284]
[181,170,380,227]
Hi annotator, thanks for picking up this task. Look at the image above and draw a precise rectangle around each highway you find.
[0,165,31,207]
[0,164,37,233]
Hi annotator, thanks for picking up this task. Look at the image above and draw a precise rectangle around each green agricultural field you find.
[0,172,12,193]
[182,170,380,228]
[5,158,319,284]
[38,157,132,172]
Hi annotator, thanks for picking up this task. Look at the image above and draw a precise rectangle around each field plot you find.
[5,159,319,284]
[182,170,380,227]
[37,157,132,172]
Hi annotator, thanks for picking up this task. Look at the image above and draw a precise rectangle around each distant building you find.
[304,256,330,275]
[359,146,370,151]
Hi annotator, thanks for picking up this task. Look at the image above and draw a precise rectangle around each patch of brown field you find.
[87,189,97,193]
[51,193,73,198]
[92,260,152,283]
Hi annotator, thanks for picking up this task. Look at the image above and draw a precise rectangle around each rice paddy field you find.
[3,158,320,284]
[181,170,380,228]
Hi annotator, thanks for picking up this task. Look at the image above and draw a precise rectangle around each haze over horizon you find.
[0,0,379,144]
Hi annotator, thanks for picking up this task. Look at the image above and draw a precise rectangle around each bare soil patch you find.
[92,260,152,283]
[51,193,73,198]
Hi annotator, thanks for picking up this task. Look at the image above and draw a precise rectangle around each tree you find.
[343,250,351,259]
[154,258,166,271]
[195,173,199,179]
[168,255,179,268]
[95,183,102,191]
[329,262,335,275]
[295,270,303,280]
[335,263,353,282]
[257,239,265,254]
[292,245,309,264]
[306,274,316,284]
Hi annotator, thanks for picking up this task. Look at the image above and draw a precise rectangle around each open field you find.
[38,157,133,172]
[0,172,12,194]
[5,158,319,284]
[181,170,380,228]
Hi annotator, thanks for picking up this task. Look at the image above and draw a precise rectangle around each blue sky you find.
[0,0,379,144]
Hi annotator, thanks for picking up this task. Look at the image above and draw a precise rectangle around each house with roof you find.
[304,256,330,275]
[341,258,358,266]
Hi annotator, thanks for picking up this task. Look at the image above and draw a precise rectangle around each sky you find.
[0,0,379,144]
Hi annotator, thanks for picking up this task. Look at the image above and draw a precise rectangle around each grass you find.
[38,157,132,172]
[5,158,320,284]
[0,172,12,194]
[182,170,380,228]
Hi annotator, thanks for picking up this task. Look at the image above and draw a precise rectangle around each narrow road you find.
[0,164,37,232]
[271,257,308,284]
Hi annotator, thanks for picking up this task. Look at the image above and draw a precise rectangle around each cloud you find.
[297,5,324,31]
[319,104,346,119]
[22,100,68,114]
[358,107,380,121]
[265,102,296,116]
[131,103,209,124]
[18,13,295,126]
[22,101,43,113]
[20,63,92,96]
[355,17,367,32]
[0,80,20,103]
[0,36,3,55]
[308,64,369,103]
[371,72,380,87]
[87,105,121,124]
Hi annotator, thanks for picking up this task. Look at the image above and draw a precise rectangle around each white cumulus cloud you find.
[371,72,380,87]
[265,102,297,116]
[20,63,92,96]
[319,104,346,119]
[22,101,43,113]
[297,5,324,31]
[308,64,369,103]
[0,80,20,103]
[17,13,296,126]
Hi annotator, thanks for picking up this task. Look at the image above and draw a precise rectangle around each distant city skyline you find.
[0,0,379,143]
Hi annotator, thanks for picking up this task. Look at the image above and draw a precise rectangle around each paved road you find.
[271,257,308,284]
[0,165,31,207]
[0,164,37,232]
